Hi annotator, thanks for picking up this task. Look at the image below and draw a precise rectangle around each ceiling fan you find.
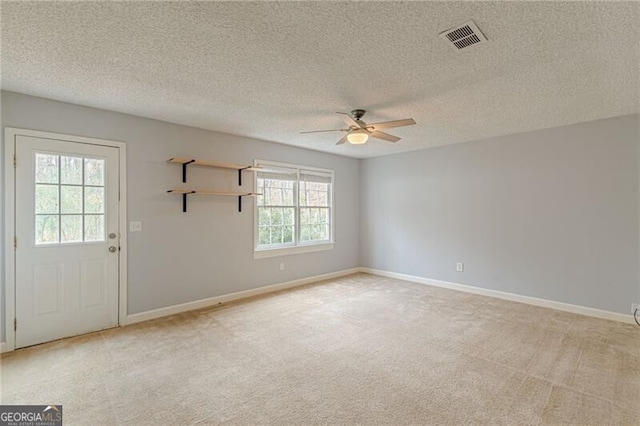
[301,109,416,145]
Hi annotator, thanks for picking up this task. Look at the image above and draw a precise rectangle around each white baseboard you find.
[125,268,361,325]
[360,267,635,325]
[0,342,6,353]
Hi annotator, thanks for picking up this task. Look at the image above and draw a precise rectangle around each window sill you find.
[254,243,334,259]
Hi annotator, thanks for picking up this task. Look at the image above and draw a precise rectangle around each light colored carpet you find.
[1,273,639,425]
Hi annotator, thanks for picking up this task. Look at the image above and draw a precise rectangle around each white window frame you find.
[253,160,334,259]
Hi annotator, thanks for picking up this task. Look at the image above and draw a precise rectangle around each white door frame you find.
[3,127,128,352]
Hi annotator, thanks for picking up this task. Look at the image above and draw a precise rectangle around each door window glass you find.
[34,153,106,245]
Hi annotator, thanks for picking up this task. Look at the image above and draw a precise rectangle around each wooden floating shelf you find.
[167,189,261,196]
[167,157,263,185]
[168,157,261,171]
[167,189,261,212]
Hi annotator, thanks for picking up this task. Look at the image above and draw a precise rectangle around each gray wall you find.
[361,114,640,315]
[2,90,638,346]
[1,91,361,341]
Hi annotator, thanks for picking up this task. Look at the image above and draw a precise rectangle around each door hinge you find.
[14,236,17,249]
[14,318,17,331]
[13,154,16,168]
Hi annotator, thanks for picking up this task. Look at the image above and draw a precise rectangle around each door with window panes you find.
[14,135,119,348]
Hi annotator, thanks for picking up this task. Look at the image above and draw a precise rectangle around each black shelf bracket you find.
[166,190,196,212]
[237,194,254,212]
[238,166,252,186]
[181,160,196,183]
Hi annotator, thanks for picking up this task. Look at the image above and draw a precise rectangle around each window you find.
[34,152,106,245]
[255,161,334,257]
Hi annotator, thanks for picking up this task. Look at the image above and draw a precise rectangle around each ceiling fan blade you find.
[370,130,401,143]
[367,118,416,131]
[336,134,349,145]
[300,129,348,134]
[335,112,360,128]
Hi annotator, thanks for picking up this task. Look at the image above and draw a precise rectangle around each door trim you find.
[3,127,128,352]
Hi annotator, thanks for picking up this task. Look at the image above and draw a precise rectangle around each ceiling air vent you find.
[440,20,487,51]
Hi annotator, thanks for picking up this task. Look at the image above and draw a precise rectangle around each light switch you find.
[129,221,143,232]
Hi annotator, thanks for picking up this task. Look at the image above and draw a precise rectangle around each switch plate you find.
[279,262,285,271]
[129,221,142,232]
[456,262,464,272]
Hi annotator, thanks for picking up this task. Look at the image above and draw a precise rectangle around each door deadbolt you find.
[109,246,117,253]
[109,233,117,239]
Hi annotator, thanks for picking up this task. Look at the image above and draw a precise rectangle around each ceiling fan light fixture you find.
[301,109,415,146]
[347,129,368,144]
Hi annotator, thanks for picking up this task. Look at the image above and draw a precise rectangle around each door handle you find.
[109,246,117,253]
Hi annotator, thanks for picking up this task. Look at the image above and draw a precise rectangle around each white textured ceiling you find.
[1,1,639,158]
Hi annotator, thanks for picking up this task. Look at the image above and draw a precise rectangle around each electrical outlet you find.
[279,262,285,271]
[632,303,640,315]
[456,262,464,272]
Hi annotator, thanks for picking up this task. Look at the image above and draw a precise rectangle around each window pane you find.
[318,224,329,241]
[258,207,269,225]
[258,206,297,248]
[85,187,104,213]
[320,208,329,224]
[300,208,310,224]
[35,154,59,184]
[300,184,329,207]
[84,158,104,186]
[300,208,330,242]
[283,208,294,226]
[283,226,294,244]
[319,190,328,206]
[61,156,83,184]
[35,184,59,214]
[309,225,318,241]
[35,215,59,244]
[309,224,319,241]
[300,224,310,242]
[84,215,105,241]
[265,227,273,245]
[61,215,83,242]
[261,179,295,207]
[282,187,294,205]
[271,208,283,225]
[266,188,280,205]
[301,224,328,242]
[259,226,271,246]
[61,185,82,213]
[321,224,330,240]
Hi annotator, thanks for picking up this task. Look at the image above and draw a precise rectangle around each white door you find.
[14,135,120,348]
